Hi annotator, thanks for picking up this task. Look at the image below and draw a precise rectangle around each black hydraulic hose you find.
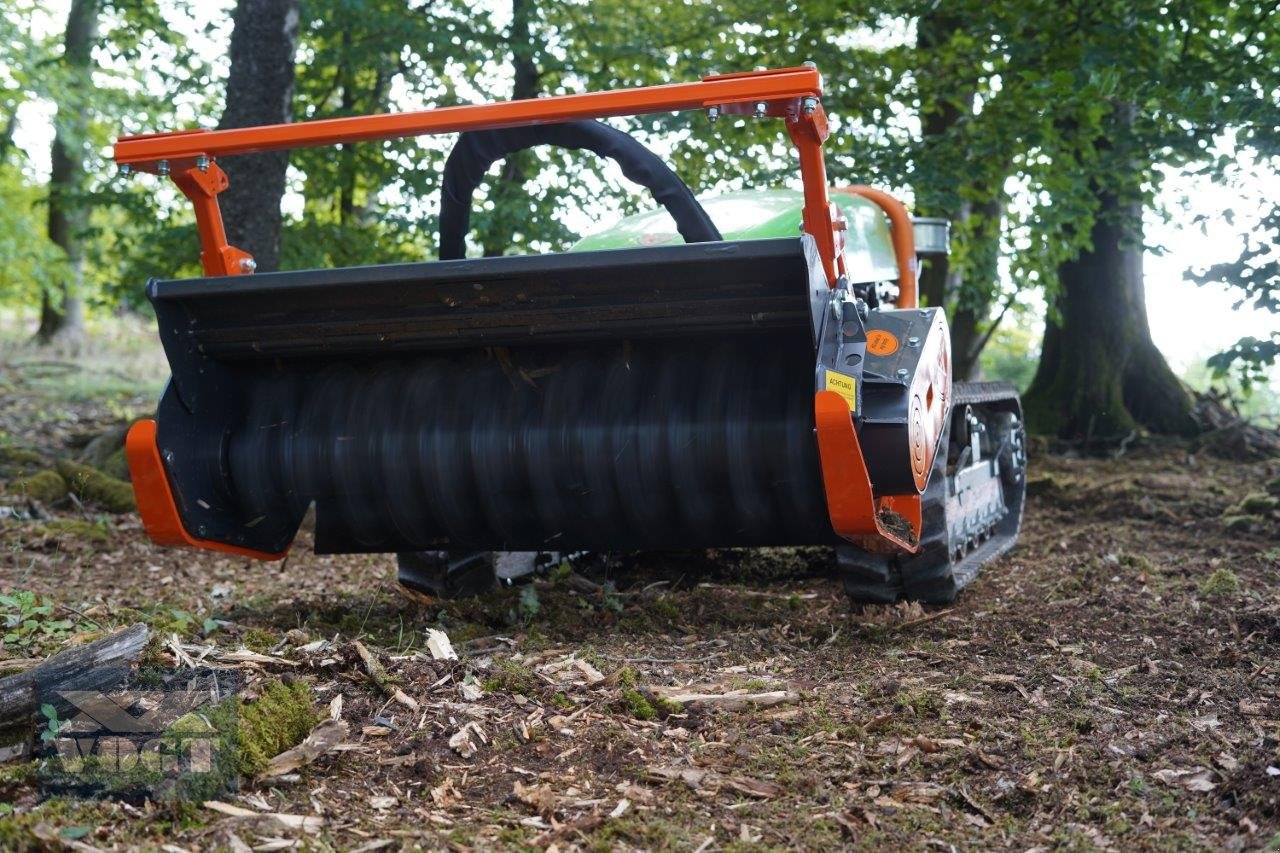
[438,119,721,260]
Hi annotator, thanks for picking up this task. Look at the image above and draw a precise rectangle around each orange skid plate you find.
[813,390,922,554]
[125,419,287,561]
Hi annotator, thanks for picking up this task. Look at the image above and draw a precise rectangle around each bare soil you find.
[2,376,1280,851]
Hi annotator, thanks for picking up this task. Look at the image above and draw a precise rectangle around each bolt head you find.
[118,164,132,176]
[240,258,257,273]
[801,96,819,115]
[156,160,170,177]
[803,60,817,69]
[907,336,920,347]
[896,368,909,378]
[754,101,768,118]
[195,155,210,172]
[707,106,720,122]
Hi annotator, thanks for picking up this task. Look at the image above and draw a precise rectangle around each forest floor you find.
[1,343,1279,851]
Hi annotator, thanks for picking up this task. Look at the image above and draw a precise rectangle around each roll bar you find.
[114,64,918,304]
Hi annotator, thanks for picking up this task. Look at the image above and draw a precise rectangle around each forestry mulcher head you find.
[114,65,1027,604]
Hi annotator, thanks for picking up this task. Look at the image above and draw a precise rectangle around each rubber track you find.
[839,380,1027,605]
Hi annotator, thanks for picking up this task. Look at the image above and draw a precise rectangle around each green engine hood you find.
[569,187,901,284]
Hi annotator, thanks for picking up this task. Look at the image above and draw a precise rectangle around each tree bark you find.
[913,8,1006,381]
[1023,186,1196,440]
[35,0,98,347]
[217,0,300,273]
[478,0,540,257]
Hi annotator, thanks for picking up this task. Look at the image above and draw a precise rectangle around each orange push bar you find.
[115,65,848,285]
[838,185,918,308]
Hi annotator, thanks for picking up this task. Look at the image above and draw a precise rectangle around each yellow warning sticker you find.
[825,370,857,412]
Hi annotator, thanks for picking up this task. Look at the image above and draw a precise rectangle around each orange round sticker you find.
[866,330,900,357]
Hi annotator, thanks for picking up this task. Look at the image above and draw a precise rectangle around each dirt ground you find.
[2,363,1280,851]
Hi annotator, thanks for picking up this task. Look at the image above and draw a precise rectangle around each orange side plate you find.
[813,391,922,554]
[125,419,288,561]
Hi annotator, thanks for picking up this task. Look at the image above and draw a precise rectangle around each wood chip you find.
[427,629,458,661]
[261,719,349,778]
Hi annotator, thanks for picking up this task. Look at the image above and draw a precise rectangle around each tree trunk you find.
[1023,187,1196,440]
[35,0,97,347]
[913,8,1005,381]
[217,0,300,273]
[478,0,540,258]
[914,7,966,312]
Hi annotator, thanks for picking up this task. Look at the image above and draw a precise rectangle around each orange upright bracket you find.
[839,185,918,308]
[125,419,287,561]
[814,390,921,553]
[169,162,255,277]
[114,65,847,285]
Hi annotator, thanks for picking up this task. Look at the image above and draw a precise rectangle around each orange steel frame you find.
[116,64,925,558]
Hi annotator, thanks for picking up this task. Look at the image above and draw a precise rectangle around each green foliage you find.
[980,324,1040,391]
[1181,357,1280,427]
[0,590,75,652]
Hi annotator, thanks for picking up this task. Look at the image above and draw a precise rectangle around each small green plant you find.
[518,586,540,619]
[0,590,74,651]
[39,703,64,743]
[1198,567,1241,598]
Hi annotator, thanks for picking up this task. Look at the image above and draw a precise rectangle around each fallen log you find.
[0,622,151,729]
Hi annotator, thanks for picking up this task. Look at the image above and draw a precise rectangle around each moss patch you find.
[236,679,319,778]
[39,519,112,546]
[8,470,68,503]
[55,460,136,513]
[0,445,43,477]
[1229,492,1280,515]
[483,660,540,696]
[1198,567,1241,598]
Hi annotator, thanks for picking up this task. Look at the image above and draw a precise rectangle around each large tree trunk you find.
[478,0,540,258]
[217,0,300,273]
[1023,186,1196,440]
[913,8,1005,381]
[35,0,97,347]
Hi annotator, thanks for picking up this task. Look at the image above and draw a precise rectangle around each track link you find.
[840,380,1027,605]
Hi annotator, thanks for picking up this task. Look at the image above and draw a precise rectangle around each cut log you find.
[0,623,151,728]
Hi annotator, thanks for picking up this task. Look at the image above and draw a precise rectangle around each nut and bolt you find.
[118,164,132,176]
[156,160,170,177]
[907,336,920,347]
[754,101,768,118]
[801,96,819,115]
[707,106,720,122]
[240,258,258,273]
[896,368,909,379]
[803,60,817,68]
[195,155,210,172]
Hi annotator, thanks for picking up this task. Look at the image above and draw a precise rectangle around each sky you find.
[9,0,1277,387]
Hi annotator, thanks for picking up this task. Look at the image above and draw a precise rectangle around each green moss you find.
[99,448,130,481]
[1223,515,1255,532]
[1267,476,1280,498]
[621,688,656,720]
[236,678,319,778]
[38,518,111,545]
[241,628,277,653]
[55,461,136,513]
[1198,567,1241,598]
[8,470,68,503]
[614,666,638,687]
[482,660,540,696]
[0,446,42,466]
[1229,492,1279,515]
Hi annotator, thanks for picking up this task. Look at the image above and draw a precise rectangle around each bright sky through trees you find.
[7,0,1275,386]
